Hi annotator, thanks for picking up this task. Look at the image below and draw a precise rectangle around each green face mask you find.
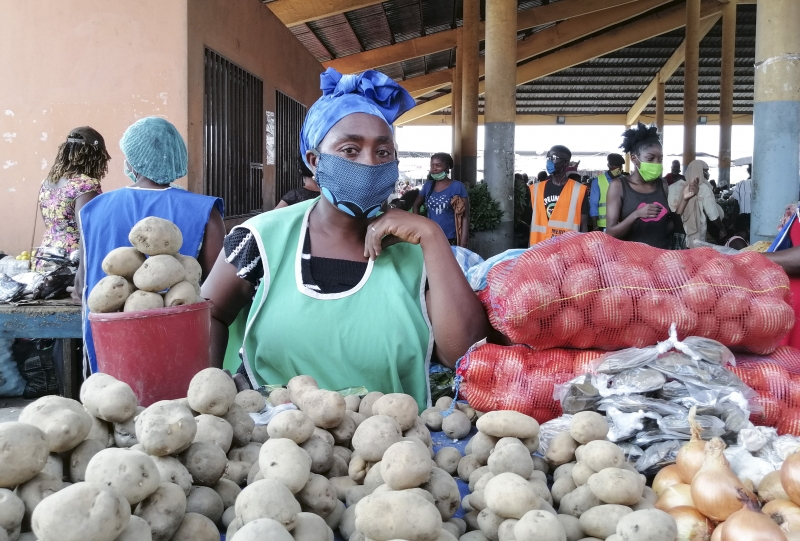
[637,161,663,182]
[430,171,448,181]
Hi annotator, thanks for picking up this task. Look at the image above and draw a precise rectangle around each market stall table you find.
[0,300,82,398]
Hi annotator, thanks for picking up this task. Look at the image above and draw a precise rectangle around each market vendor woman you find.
[202,68,489,409]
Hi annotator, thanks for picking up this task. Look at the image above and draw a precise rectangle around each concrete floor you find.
[0,397,33,423]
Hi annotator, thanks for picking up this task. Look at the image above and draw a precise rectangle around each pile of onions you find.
[677,407,706,484]
[760,471,792,504]
[691,437,758,522]
[654,464,685,496]
[719,490,788,541]
[656,484,695,512]
[667,506,711,541]
[763,499,800,532]
[781,451,800,506]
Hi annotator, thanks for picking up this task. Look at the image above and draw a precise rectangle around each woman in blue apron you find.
[202,68,488,410]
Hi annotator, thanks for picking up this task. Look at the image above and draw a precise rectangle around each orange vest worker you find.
[529,179,586,246]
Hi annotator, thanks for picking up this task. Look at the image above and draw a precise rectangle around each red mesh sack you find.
[734,347,800,434]
[482,232,793,354]
[456,343,604,423]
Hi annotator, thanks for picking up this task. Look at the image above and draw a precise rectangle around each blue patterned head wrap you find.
[120,117,188,185]
[300,68,416,167]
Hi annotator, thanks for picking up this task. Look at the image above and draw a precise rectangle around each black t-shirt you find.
[542,179,589,219]
[281,187,319,206]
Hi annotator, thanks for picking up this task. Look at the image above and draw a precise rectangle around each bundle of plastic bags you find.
[480,231,793,354]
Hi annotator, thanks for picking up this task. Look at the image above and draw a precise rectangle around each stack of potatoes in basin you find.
[87,217,203,314]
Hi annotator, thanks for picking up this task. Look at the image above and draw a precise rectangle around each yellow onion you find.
[691,437,758,522]
[761,471,792,504]
[711,525,723,541]
[667,506,712,541]
[781,451,800,506]
[720,490,788,541]
[763,499,800,532]
[656,484,695,511]
[654,464,685,496]
[677,407,707,484]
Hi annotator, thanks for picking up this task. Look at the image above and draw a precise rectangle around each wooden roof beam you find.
[268,0,384,27]
[396,0,725,124]
[399,70,454,97]
[323,0,643,74]
[626,14,721,126]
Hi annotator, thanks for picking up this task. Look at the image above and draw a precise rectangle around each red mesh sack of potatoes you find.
[481,232,793,354]
[456,343,604,423]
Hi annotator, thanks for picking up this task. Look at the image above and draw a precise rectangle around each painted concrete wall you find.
[0,0,189,256]
[187,0,322,222]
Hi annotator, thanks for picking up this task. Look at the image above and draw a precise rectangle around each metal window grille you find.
[204,48,264,218]
[275,90,308,204]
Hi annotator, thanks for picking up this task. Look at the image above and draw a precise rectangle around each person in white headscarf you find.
[668,159,726,247]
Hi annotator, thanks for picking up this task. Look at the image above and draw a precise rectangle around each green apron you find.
[238,199,433,410]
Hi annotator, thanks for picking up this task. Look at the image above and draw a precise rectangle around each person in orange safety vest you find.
[529,145,589,246]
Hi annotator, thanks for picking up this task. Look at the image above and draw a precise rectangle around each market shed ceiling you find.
[280,0,756,124]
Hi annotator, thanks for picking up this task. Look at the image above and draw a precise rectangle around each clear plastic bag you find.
[594,368,666,397]
[650,353,751,395]
[617,442,645,462]
[659,381,691,401]
[598,395,686,417]
[605,406,650,443]
[537,415,572,456]
[724,445,775,487]
[595,347,661,375]
[635,440,681,473]
[657,412,726,439]
[737,426,776,453]
[680,336,736,367]
[634,430,690,445]
[555,375,602,415]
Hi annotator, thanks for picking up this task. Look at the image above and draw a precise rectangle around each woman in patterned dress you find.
[36,127,110,271]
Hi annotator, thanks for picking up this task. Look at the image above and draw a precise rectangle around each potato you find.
[447,517,467,537]
[463,510,480,533]
[250,425,270,444]
[558,485,601,518]
[81,374,139,425]
[355,491,442,541]
[346,410,366,428]
[135,400,197,456]
[372,393,419,431]
[442,410,471,440]
[187,368,237,416]
[484,473,541,520]
[569,412,609,445]
[477,412,540,440]
[84,414,112,448]
[222,460,250,487]
[102,247,146,279]
[0,423,49,489]
[170,512,218,541]
[221,506,236,529]
[246,462,261,485]
[587,468,643,506]
[227,516,244,539]
[235,390,266,413]
[0,489,23,540]
[514,510,566,541]
[488,442,533,479]
[422,408,444,431]
[30,482,128,541]
[357,392,384,417]
[458,455,482,483]
[556,514,584,541]
[329,414,357,447]
[469,466,491,492]
[134,483,187,541]
[301,436,334,474]
[345,485,370,508]
[88,275,134,313]
[227,442,262,467]
[296,473,338,518]
[163,281,197,307]
[404,417,434,448]
[194,414,234,453]
[301,389,347,429]
[550,477,576,507]
[571,462,595,487]
[474,472,495,492]
[232,518,293,541]
[461,532,490,541]
[19,396,92,453]
[129,217,183,255]
[15,473,63,531]
[186,486,224,524]
[178,442,227,487]
[380,439,432,490]
[351,415,403,462]
[115,515,152,541]
[328,476,356,501]
[324,500,346,532]
[577,504,632,539]
[174,254,202,284]
[124,290,164,312]
[85,448,160,505]
[434,447,462,475]
[268,410,315,444]
[498,518,519,541]
[152,456,193,496]
[478,507,505,540]
[422,467,462,520]
[269,388,292,406]
[532,456,550,474]
[553,463,575,482]
[235,479,300,529]
[114,406,145,448]
[333,445,352,464]
[259,438,312,494]
[581,441,624,472]
[314,427,335,447]
[363,460,384,492]
[546,433,578,466]
[529,471,547,485]
[615,509,677,541]
[131,254,185,292]
[67,439,105,482]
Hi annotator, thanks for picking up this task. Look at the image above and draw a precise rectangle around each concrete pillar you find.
[752,0,800,241]
[683,0,701,165]
[461,0,479,187]
[452,29,463,180]
[656,81,666,141]
[718,0,736,188]
[481,0,517,255]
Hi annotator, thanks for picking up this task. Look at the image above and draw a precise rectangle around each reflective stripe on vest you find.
[597,172,610,228]
[528,179,586,246]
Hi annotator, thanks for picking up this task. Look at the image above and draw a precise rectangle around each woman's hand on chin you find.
[364,209,443,260]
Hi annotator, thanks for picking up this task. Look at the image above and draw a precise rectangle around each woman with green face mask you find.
[412,152,470,247]
[604,123,698,249]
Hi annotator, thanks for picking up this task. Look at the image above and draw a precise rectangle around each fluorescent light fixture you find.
[698,116,708,125]
[556,116,566,124]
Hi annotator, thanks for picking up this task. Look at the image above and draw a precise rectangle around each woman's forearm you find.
[605,213,639,239]
[209,318,229,369]
[675,198,689,215]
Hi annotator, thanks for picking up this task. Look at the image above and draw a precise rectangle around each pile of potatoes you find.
[88,217,203,313]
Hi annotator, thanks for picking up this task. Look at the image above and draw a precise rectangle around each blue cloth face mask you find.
[545,160,556,174]
[313,152,399,219]
[124,161,137,183]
